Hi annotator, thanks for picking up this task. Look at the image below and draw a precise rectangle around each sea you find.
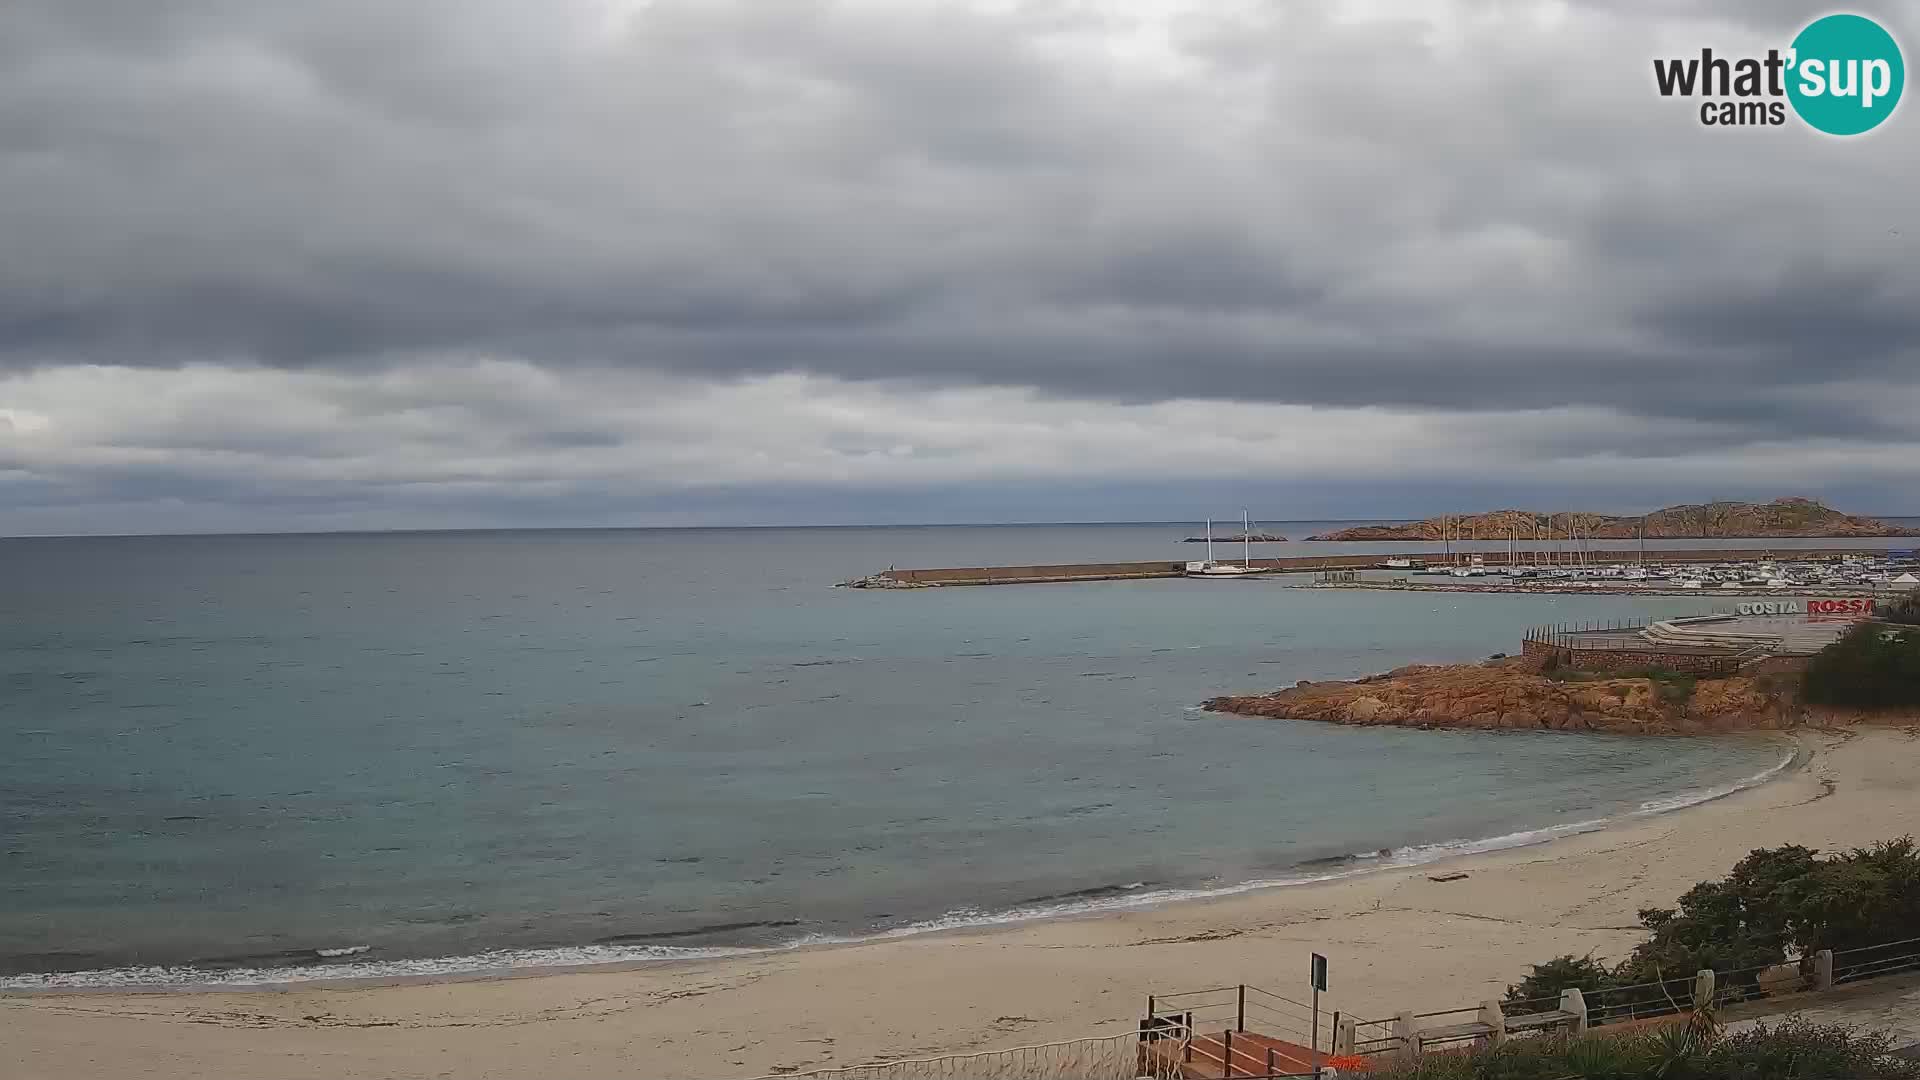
[5,521,1911,990]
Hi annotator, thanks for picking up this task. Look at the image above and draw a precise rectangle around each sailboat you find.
[1185,510,1269,578]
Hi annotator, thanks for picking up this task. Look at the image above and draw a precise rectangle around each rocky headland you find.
[1203,656,1801,735]
[1306,497,1918,542]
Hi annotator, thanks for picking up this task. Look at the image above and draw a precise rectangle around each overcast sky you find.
[3,0,1917,534]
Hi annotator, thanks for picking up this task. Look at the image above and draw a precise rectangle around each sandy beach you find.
[5,724,1917,1080]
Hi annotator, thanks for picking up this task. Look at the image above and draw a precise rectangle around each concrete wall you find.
[885,561,1182,585]
[1743,655,1812,678]
[1520,638,1741,676]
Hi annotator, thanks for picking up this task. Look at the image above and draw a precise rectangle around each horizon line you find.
[5,510,1919,542]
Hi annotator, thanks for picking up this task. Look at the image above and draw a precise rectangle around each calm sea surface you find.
[8,522,1906,987]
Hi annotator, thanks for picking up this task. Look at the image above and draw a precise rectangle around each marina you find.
[844,548,1920,593]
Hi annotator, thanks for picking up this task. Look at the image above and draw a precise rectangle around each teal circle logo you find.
[1787,14,1904,135]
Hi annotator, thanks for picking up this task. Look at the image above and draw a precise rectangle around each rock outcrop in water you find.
[1305,497,1918,541]
[1204,658,1799,735]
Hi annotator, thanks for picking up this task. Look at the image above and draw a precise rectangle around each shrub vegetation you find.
[1800,624,1920,708]
[1540,666,1698,705]
[1371,839,1920,1078]
[1504,839,1920,1012]
[1879,591,1920,627]
[1364,1017,1920,1080]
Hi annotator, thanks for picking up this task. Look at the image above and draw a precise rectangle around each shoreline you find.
[0,736,1801,996]
[6,725,1916,1080]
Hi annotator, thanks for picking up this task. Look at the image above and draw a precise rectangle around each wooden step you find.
[1140,1028,1325,1078]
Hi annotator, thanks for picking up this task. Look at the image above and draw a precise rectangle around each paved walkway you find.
[1723,973,1920,1051]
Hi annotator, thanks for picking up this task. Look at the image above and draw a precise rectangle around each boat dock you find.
[843,548,1897,588]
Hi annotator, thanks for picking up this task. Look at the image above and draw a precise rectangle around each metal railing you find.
[1410,1005,1482,1021]
[1524,618,1753,675]
[1584,972,1700,1027]
[1145,933,1920,1079]
[1405,1004,1495,1048]
[743,1030,1183,1080]
[1143,984,1325,1052]
[1500,992,1566,1015]
[1834,936,1920,985]
[1135,1015,1322,1079]
[1349,1015,1399,1055]
[739,933,1920,1080]
[1523,620,1654,651]
[1708,956,1808,1009]
[1176,1030,1319,1079]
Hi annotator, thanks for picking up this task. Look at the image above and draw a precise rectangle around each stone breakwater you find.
[1204,658,1800,735]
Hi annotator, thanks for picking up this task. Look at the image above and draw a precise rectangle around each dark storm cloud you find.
[3,0,1920,534]
[1645,264,1920,358]
[3,0,1915,418]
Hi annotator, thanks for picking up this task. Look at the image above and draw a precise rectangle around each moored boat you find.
[1186,510,1270,578]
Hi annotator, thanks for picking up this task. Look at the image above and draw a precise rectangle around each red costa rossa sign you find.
[1807,598,1874,616]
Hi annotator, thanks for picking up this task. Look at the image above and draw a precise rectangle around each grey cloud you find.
[3,0,1920,532]
[1566,0,1834,32]
[1644,264,1920,358]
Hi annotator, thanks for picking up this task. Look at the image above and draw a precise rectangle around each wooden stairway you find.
[1139,1028,1327,1078]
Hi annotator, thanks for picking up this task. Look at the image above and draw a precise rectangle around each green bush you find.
[1541,666,1697,705]
[1503,954,1617,1009]
[1882,591,1920,627]
[1501,839,1920,1013]
[1614,844,1823,987]
[1705,1016,1920,1080]
[1360,1019,1920,1080]
[1800,624,1920,708]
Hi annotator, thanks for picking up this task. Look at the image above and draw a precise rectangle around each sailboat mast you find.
[1243,508,1251,568]
[1206,517,1214,564]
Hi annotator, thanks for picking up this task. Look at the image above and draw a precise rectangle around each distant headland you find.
[1306,498,1919,541]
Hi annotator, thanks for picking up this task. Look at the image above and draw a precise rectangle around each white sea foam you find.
[0,942,759,992]
[1,742,1798,993]
[1632,740,1798,815]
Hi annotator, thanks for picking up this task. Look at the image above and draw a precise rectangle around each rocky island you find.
[1306,497,1918,542]
[1204,656,1799,735]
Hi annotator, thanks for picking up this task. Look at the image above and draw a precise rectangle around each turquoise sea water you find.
[4,522,1888,987]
